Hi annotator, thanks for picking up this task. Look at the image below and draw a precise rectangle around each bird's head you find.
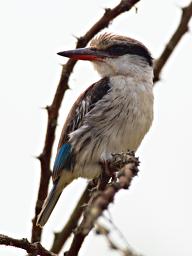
[58,33,153,78]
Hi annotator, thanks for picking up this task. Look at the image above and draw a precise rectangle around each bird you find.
[36,33,154,227]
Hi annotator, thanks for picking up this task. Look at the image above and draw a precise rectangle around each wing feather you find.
[52,76,110,181]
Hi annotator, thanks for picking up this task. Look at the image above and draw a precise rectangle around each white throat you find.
[92,54,153,84]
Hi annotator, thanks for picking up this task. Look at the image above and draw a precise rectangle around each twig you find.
[31,0,140,245]
[154,1,192,82]
[0,234,56,256]
[95,224,143,256]
[65,151,139,256]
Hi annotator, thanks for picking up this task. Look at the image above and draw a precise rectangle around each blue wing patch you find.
[53,143,72,176]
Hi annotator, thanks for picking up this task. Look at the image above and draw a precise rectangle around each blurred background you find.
[0,0,192,255]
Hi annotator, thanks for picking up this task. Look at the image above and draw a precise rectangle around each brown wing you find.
[57,76,110,150]
[52,77,110,182]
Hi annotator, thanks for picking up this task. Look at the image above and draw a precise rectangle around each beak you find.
[57,47,110,61]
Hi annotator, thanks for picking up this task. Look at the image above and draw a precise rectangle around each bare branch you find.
[154,1,192,82]
[0,234,56,256]
[31,0,140,244]
[65,151,139,256]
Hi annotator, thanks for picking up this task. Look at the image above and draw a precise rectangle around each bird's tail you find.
[36,182,62,227]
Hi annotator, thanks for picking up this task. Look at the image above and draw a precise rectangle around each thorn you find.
[40,105,50,113]
[72,34,79,40]
[134,6,138,13]
[36,154,42,161]
[104,8,111,14]
[76,36,86,46]
[45,105,50,112]
[32,155,40,160]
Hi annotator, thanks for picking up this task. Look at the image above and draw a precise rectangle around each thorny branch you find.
[65,152,139,256]
[0,234,56,256]
[31,0,140,243]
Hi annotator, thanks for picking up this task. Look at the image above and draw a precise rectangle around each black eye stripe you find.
[105,44,153,66]
[106,44,131,55]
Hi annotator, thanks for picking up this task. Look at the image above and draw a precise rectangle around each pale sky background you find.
[0,0,192,256]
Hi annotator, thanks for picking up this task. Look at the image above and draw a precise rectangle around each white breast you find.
[100,75,153,152]
[71,75,153,180]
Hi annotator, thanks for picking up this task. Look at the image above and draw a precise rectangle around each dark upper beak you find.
[57,47,110,61]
